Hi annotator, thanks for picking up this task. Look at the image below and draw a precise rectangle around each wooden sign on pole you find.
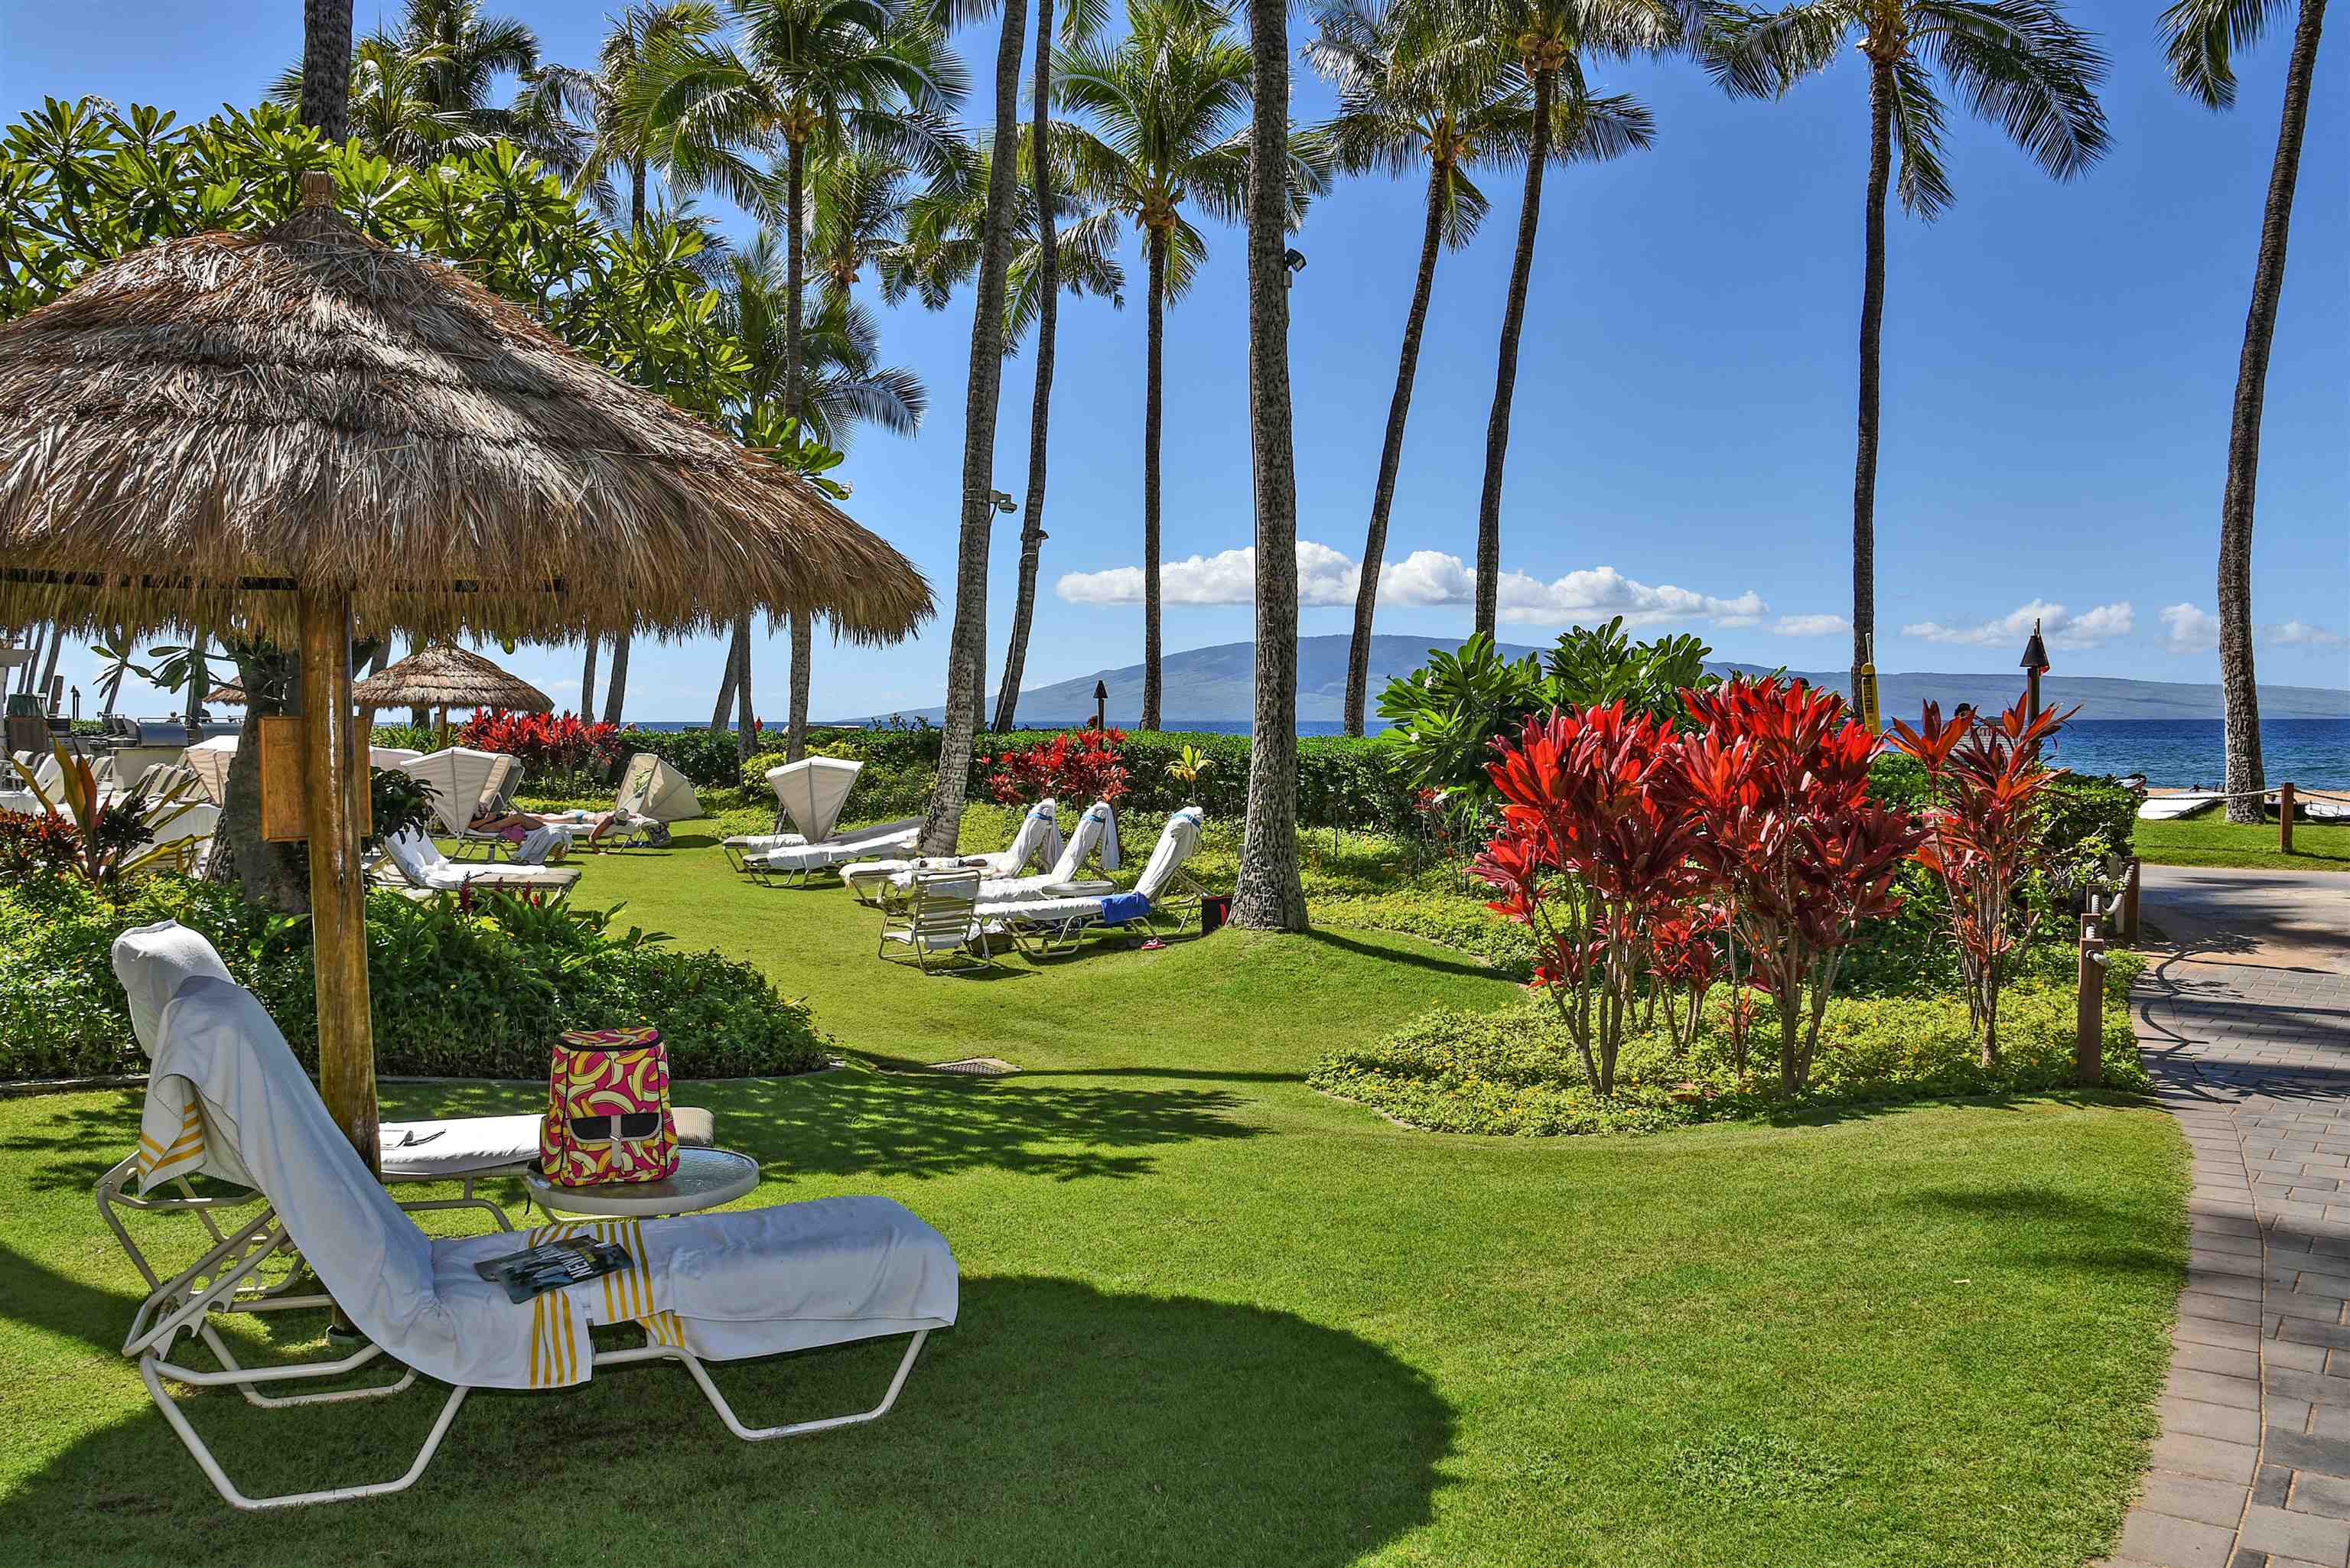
[259,714,373,841]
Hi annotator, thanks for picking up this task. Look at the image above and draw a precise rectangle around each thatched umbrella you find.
[0,173,930,1166]
[354,643,552,746]
[206,682,246,707]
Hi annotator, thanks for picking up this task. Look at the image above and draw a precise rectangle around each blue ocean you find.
[633,717,2348,789]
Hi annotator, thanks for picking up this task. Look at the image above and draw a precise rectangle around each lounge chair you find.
[97,921,715,1291]
[535,751,703,849]
[721,755,862,871]
[380,826,579,895]
[971,799,1121,903]
[841,799,1063,906]
[877,868,994,975]
[395,747,523,859]
[744,818,924,888]
[112,942,958,1510]
[977,807,1209,957]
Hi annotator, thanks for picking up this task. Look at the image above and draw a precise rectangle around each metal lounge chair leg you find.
[607,1329,929,1443]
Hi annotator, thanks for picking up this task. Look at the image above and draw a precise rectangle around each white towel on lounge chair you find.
[751,818,922,875]
[975,799,1120,901]
[978,807,1203,930]
[843,799,1063,897]
[136,974,958,1390]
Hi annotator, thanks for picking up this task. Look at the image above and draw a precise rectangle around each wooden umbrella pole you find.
[298,585,380,1178]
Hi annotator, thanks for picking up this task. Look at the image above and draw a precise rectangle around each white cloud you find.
[1773,613,1851,637]
[2160,602,2220,652]
[1904,598,2135,651]
[1056,541,1362,608]
[1059,545,1772,629]
[2160,603,2348,654]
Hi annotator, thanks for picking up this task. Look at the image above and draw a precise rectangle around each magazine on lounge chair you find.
[473,1235,634,1303]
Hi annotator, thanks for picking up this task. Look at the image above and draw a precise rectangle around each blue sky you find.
[5,0,2344,722]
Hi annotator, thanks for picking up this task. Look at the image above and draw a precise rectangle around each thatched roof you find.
[353,643,551,712]
[0,174,930,646]
[206,682,245,705]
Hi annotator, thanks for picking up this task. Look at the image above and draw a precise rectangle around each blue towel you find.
[1098,892,1153,926]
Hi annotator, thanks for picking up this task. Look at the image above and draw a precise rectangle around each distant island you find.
[864,633,2349,726]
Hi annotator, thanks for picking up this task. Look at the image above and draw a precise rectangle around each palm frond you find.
[2159,0,2292,108]
[1887,54,1955,219]
[1915,0,2110,181]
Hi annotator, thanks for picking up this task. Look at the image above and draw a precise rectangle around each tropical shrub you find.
[987,729,1131,807]
[1309,958,2147,1138]
[0,874,828,1082]
[2,748,203,891]
[458,710,623,792]
[1657,678,1926,1094]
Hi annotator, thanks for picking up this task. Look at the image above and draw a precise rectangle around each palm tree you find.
[275,0,576,168]
[1707,0,2110,704]
[1462,0,1681,642]
[1054,0,1255,731]
[1232,0,1309,932]
[878,135,1127,728]
[916,0,1033,854]
[302,1,357,142]
[636,0,965,757]
[1310,0,1651,734]
[2161,0,2329,821]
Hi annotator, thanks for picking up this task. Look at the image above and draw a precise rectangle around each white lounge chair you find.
[96,921,714,1291]
[877,868,994,975]
[535,751,703,849]
[114,948,957,1510]
[972,799,1121,903]
[744,818,924,887]
[395,747,522,857]
[722,755,864,871]
[380,826,579,894]
[977,807,1208,956]
[841,799,1063,906]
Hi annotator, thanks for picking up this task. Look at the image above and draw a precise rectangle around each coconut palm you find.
[1053,0,1261,730]
[1460,0,1682,642]
[2161,0,2329,821]
[1310,0,1652,734]
[1707,0,2110,703]
[634,0,966,756]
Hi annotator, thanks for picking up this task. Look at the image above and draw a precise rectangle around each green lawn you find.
[0,821,2187,1566]
[2137,815,2350,870]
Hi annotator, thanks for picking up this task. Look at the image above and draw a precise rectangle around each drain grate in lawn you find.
[923,1056,1020,1075]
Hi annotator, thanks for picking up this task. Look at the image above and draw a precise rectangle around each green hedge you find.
[0,874,829,1082]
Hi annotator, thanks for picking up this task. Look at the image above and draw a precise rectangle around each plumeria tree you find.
[1657,676,1925,1095]
[1887,696,2072,1065]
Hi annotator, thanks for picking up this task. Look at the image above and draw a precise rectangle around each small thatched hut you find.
[354,644,553,741]
[0,173,932,1162]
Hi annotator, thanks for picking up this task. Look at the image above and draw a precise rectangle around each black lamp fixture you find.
[2020,616,2050,724]
[989,490,1017,516]
[1092,679,1109,731]
[1283,248,1306,288]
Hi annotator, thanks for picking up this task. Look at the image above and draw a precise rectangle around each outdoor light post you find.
[1094,680,1108,731]
[2020,618,2051,759]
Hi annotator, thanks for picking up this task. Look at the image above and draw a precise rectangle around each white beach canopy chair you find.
[97,922,714,1283]
[841,799,1063,905]
[537,751,703,850]
[369,746,425,770]
[976,807,1207,956]
[113,947,958,1510]
[769,755,861,839]
[397,747,521,840]
[745,818,924,886]
[380,827,578,893]
[974,799,1121,903]
[181,735,238,805]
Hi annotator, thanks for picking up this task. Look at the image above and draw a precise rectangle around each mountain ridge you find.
[867,634,2348,725]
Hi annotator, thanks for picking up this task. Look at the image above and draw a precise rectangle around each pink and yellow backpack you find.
[539,1027,679,1186]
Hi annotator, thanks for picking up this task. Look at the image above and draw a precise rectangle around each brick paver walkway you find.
[2104,867,2350,1568]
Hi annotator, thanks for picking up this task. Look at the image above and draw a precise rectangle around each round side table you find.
[526,1147,760,1219]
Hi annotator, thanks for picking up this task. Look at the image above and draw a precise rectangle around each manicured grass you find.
[2137,815,2350,870]
[0,821,2187,1566]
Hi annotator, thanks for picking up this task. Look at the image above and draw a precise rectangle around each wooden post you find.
[2281,782,2296,854]
[298,586,379,1178]
[2121,857,2140,945]
[2075,913,2105,1087]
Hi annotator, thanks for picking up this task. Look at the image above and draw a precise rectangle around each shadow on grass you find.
[5,1275,1452,1568]
[1304,927,1500,982]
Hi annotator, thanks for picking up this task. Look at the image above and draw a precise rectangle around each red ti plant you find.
[1887,697,2074,1067]
[1658,677,1925,1095]
[1645,899,1727,1051]
[1471,704,1700,1098]
[986,729,1130,807]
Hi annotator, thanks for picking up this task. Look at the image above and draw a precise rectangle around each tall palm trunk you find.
[919,0,1030,854]
[302,0,354,142]
[991,0,1063,734]
[787,613,812,760]
[731,613,753,750]
[34,623,62,708]
[1344,158,1450,737]
[579,636,599,720]
[1472,63,1554,639]
[1234,0,1307,932]
[2219,0,2326,822]
[711,628,739,727]
[1141,225,1167,730]
[1851,60,1893,704]
[604,164,648,729]
[14,624,42,696]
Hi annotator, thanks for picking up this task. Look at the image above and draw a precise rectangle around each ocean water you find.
[632,717,2346,787]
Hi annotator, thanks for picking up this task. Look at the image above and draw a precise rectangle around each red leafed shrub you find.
[986,729,1130,807]
[1645,900,1728,1050]
[458,710,623,786]
[1471,703,1701,1097]
[1889,696,2074,1066]
[1655,677,1926,1095]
